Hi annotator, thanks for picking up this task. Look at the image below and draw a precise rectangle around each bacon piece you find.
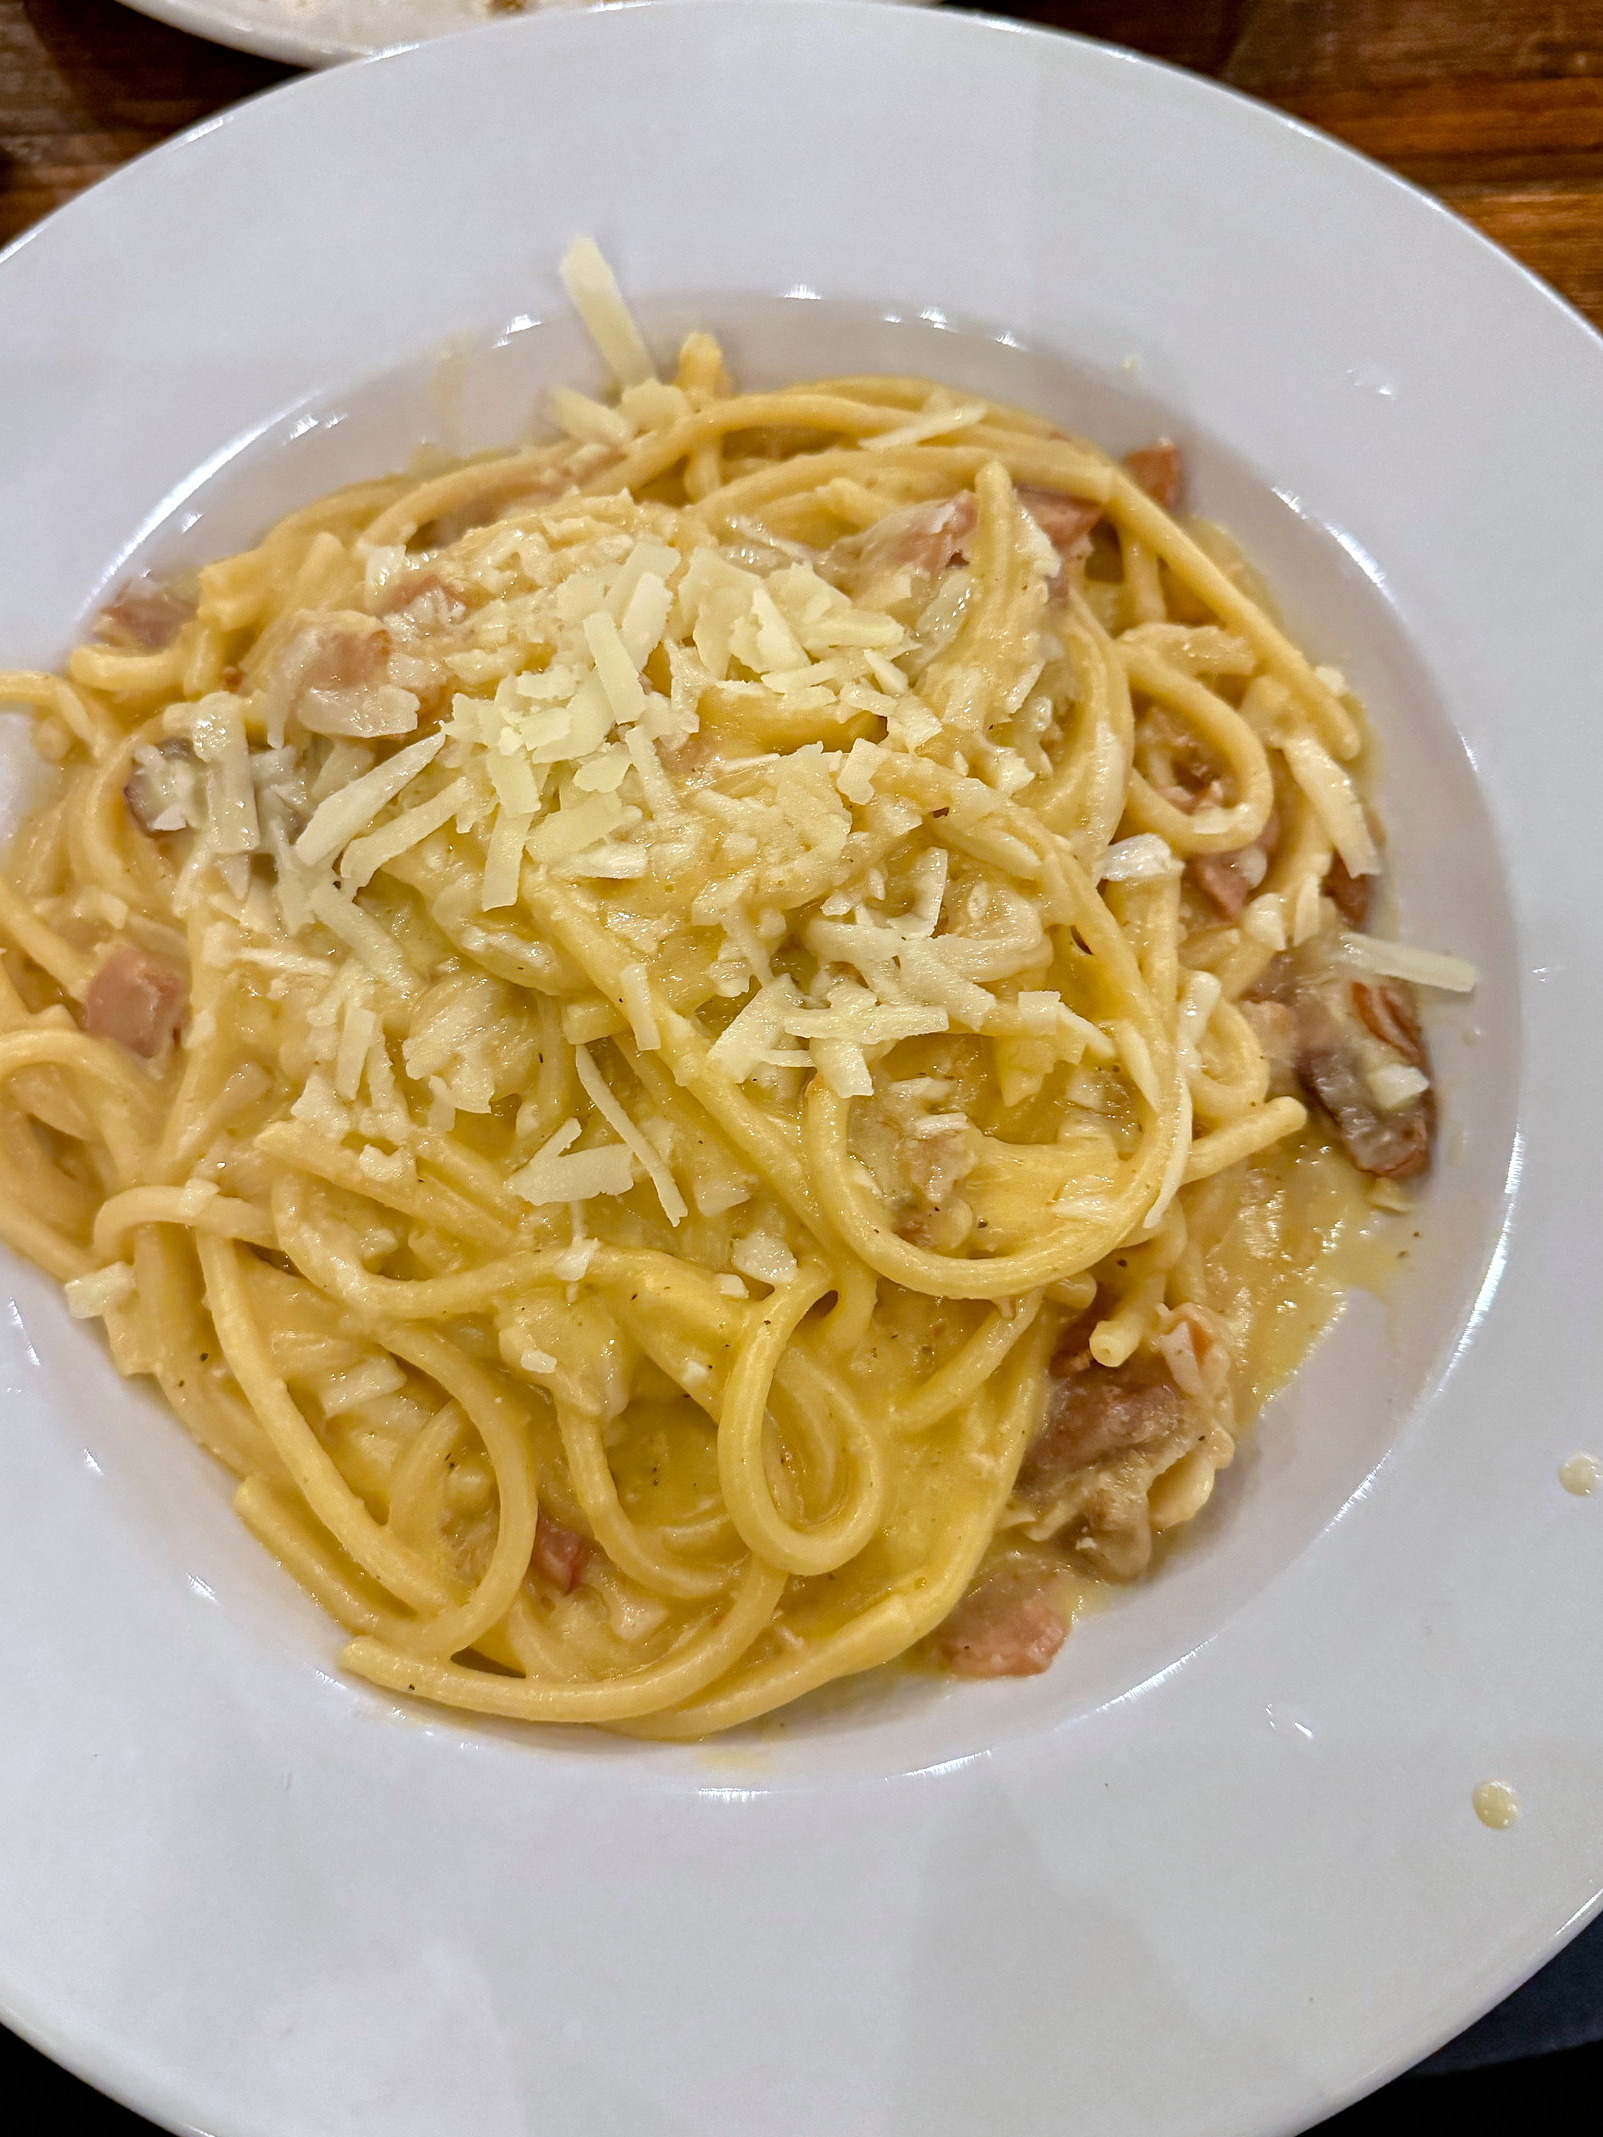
[1253,940,1433,1179]
[930,1555,1070,1678]
[1018,1352,1184,1499]
[1190,844,1267,917]
[298,613,389,693]
[1324,852,1372,927]
[531,1512,592,1594]
[1125,438,1183,513]
[1301,1043,1431,1178]
[1353,978,1426,1069]
[1016,485,1102,566]
[123,739,202,835]
[375,572,468,631]
[95,576,195,653]
[1187,809,1280,918]
[837,492,978,585]
[263,612,419,739]
[82,946,186,1059]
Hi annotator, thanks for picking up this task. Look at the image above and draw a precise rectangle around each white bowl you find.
[118,0,931,70]
[2,6,1601,2132]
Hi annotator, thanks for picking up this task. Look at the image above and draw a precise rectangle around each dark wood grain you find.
[3,1,1601,330]
[0,0,285,240]
[1221,0,1603,321]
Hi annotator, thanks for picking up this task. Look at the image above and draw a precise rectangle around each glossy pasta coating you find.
[0,265,1435,1735]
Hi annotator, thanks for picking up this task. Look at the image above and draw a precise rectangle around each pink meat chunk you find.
[1189,846,1264,917]
[374,572,467,630]
[1323,852,1372,928]
[1352,978,1427,1069]
[1018,1351,1184,1500]
[1016,485,1103,565]
[1125,438,1184,512]
[296,615,390,694]
[95,577,195,653]
[846,491,979,581]
[1187,810,1279,919]
[1252,942,1433,1180]
[82,946,187,1058]
[531,1513,592,1594]
[931,1556,1071,1679]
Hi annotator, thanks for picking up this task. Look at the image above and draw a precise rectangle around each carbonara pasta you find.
[0,243,1475,1735]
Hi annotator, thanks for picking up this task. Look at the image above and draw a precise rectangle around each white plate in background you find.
[2,5,1602,2134]
[117,0,930,70]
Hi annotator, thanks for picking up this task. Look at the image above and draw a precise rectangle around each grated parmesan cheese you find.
[529,791,633,865]
[561,999,628,1045]
[1240,891,1288,951]
[65,1262,136,1319]
[583,608,647,723]
[1340,932,1478,994]
[289,1069,353,1140]
[783,998,948,1046]
[509,1118,635,1206]
[731,1230,799,1287]
[481,807,533,910]
[552,1233,600,1283]
[340,778,472,892]
[1280,730,1378,878]
[549,383,634,449]
[621,723,676,816]
[1098,834,1181,883]
[618,962,661,1052]
[560,236,656,389]
[295,732,445,869]
[1111,1020,1161,1109]
[190,693,261,858]
[567,842,647,880]
[1367,1061,1431,1111]
[334,996,377,1102]
[617,570,675,666]
[318,1355,407,1415]
[836,738,883,806]
[862,400,988,451]
[707,977,805,1083]
[807,1038,873,1097]
[308,883,419,996]
[573,1044,686,1225]
[1290,871,1324,945]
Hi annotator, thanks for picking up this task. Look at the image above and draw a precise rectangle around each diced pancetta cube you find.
[82,946,186,1058]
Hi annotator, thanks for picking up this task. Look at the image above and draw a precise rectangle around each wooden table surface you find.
[2,0,1601,327]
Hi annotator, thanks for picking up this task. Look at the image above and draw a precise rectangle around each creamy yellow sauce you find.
[1183,1123,1408,1417]
[1473,1780,1521,1831]
[872,1121,1406,1701]
[1560,1453,1603,1498]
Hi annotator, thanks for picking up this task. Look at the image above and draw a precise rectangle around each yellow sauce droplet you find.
[1473,1781,1520,1830]
[1559,1453,1603,1497]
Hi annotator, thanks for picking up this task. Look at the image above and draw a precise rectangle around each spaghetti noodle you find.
[0,243,1473,1735]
